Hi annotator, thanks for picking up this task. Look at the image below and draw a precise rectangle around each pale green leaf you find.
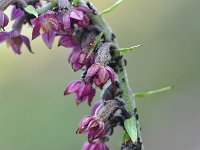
[133,86,173,97]
[25,5,38,17]
[116,45,141,53]
[124,117,137,142]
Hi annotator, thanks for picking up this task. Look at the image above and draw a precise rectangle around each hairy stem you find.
[78,0,143,148]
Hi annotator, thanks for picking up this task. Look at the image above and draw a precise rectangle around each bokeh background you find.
[0,0,200,150]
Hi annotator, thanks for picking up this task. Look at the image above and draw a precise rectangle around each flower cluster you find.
[0,0,141,150]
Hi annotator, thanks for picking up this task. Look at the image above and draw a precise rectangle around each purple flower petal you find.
[21,35,33,53]
[75,5,93,14]
[10,37,23,55]
[0,32,8,42]
[32,24,41,40]
[70,10,84,20]
[85,64,100,83]
[63,13,71,28]
[105,66,115,83]
[0,11,9,28]
[42,30,56,49]
[58,35,80,48]
[98,67,109,84]
[77,15,89,27]
[69,48,81,64]
[9,30,21,38]
[11,6,24,20]
[64,80,81,95]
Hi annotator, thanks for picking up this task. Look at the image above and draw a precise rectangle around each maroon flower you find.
[0,11,9,29]
[31,11,60,49]
[82,140,109,150]
[0,29,31,54]
[68,47,95,71]
[64,80,95,105]
[11,6,25,20]
[76,115,105,142]
[62,5,93,28]
[85,64,115,88]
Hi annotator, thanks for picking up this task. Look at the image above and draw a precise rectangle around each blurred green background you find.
[0,0,200,150]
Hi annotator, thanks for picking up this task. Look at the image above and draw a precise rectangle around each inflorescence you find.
[0,0,143,149]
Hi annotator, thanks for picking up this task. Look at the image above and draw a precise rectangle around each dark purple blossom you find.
[0,11,9,29]
[0,29,31,54]
[62,5,93,28]
[31,11,60,49]
[76,115,105,142]
[82,140,109,150]
[11,6,25,20]
[85,64,115,88]
[64,80,95,105]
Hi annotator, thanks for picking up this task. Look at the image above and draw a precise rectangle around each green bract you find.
[124,117,138,142]
[25,5,38,17]
[133,86,172,97]
[116,45,141,53]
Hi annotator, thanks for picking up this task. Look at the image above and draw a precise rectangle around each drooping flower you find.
[0,11,9,29]
[68,47,95,71]
[31,11,60,49]
[64,80,95,105]
[85,64,115,88]
[82,140,109,150]
[11,6,25,20]
[76,115,105,142]
[62,5,93,28]
[0,29,32,54]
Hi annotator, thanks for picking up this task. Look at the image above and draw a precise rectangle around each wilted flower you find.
[0,11,9,29]
[85,64,115,88]
[64,80,95,105]
[82,140,109,150]
[31,11,60,49]
[76,115,105,142]
[0,29,31,54]
[62,5,93,29]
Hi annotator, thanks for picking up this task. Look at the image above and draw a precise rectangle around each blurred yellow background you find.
[0,0,200,150]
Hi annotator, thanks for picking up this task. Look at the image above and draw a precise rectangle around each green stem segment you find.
[99,0,126,16]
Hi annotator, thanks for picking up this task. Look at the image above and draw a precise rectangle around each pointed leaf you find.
[116,45,141,53]
[24,5,38,17]
[133,86,173,97]
[124,117,137,142]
